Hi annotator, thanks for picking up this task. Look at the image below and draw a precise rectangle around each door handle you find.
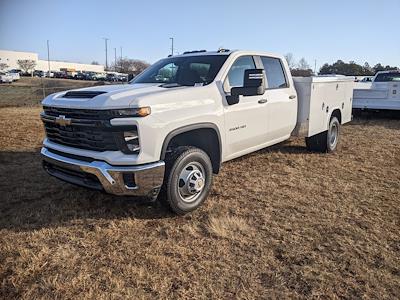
[258,99,268,104]
[289,95,296,99]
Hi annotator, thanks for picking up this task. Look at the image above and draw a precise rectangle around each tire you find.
[163,146,213,215]
[306,116,340,152]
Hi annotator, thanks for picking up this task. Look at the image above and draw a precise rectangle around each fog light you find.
[124,131,140,152]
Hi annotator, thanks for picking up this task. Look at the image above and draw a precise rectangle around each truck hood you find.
[41,83,187,109]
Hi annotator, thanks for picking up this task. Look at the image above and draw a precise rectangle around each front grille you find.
[43,106,113,120]
[41,107,138,153]
[44,122,119,151]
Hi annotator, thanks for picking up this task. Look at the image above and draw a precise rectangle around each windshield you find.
[375,72,400,82]
[131,55,229,86]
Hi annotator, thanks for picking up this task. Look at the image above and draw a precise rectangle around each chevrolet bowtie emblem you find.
[55,115,72,126]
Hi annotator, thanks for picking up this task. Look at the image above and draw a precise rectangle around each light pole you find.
[120,47,123,73]
[102,37,109,70]
[46,40,51,76]
[114,48,117,72]
[169,37,174,56]
[314,59,317,75]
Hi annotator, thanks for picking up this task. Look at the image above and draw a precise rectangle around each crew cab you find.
[40,50,354,214]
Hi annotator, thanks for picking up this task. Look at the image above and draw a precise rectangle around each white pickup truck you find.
[41,50,353,214]
[353,70,400,111]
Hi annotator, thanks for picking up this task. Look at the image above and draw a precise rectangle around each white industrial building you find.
[0,49,104,73]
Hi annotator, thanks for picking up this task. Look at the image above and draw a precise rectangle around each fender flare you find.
[160,122,222,165]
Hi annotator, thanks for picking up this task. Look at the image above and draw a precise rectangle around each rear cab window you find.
[374,72,400,82]
[260,56,288,89]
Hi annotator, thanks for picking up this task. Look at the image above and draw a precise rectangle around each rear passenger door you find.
[260,56,297,142]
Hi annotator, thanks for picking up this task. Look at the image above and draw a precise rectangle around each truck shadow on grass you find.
[0,141,312,231]
[0,151,174,232]
[350,110,400,130]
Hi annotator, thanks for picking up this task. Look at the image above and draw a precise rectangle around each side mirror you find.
[226,69,266,105]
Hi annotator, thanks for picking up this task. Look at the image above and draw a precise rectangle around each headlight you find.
[124,130,140,152]
[111,107,151,118]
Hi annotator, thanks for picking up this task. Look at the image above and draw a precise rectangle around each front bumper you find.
[41,147,165,198]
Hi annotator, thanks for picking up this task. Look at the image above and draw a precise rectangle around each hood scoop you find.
[62,91,107,99]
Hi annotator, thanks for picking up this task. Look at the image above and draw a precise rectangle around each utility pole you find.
[102,37,109,70]
[169,37,174,56]
[46,40,51,76]
[114,48,117,72]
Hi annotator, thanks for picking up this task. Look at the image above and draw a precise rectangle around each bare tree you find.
[131,60,150,75]
[91,61,100,65]
[284,53,296,70]
[111,58,150,75]
[0,63,8,71]
[17,59,36,75]
[297,58,310,70]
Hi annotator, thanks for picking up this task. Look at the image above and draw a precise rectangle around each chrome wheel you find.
[177,162,206,203]
[329,122,338,149]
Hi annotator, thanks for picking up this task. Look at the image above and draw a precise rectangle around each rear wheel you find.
[163,146,213,215]
[306,116,340,152]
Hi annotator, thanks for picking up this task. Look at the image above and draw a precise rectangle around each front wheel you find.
[306,116,340,152]
[164,147,213,215]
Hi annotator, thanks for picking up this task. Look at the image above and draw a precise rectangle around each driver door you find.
[223,55,269,160]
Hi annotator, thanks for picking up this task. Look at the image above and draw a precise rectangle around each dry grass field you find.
[0,77,115,108]
[0,104,399,299]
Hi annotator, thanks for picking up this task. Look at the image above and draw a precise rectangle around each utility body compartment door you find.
[292,77,354,137]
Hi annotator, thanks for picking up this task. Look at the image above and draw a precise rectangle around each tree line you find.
[319,61,397,76]
[2,54,397,78]
[285,53,398,77]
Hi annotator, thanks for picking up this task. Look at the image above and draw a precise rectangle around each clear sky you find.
[0,0,399,70]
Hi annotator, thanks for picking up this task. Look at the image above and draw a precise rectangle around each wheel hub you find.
[330,123,338,146]
[178,162,206,202]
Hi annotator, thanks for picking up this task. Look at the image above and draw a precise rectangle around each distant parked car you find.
[9,69,22,75]
[106,73,118,82]
[91,73,107,81]
[0,72,13,83]
[360,76,373,82]
[53,71,65,79]
[42,71,54,78]
[8,72,20,81]
[117,74,128,82]
[74,72,87,80]
[33,70,44,77]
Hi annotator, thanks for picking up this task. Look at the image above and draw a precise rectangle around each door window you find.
[224,56,255,92]
[261,57,288,89]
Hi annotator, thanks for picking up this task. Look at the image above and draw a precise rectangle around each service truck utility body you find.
[41,50,353,214]
[353,70,400,111]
